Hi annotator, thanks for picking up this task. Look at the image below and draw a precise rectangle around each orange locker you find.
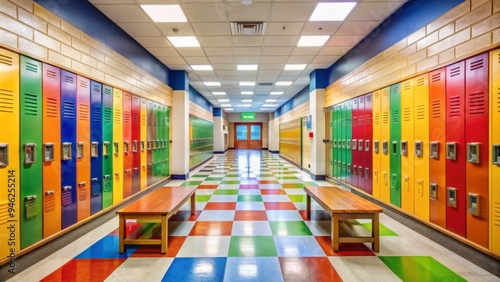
[465,53,489,248]
[123,92,132,199]
[112,88,124,204]
[380,87,391,203]
[372,90,382,199]
[400,78,415,215]
[490,48,500,255]
[76,76,91,221]
[140,98,147,190]
[42,64,62,237]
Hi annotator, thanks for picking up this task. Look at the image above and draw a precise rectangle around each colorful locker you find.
[76,76,91,221]
[333,105,339,180]
[357,96,365,191]
[42,63,62,237]
[152,103,159,183]
[140,98,147,190]
[146,101,153,185]
[445,60,466,237]
[20,55,43,248]
[490,48,500,254]
[131,95,141,194]
[390,83,401,207]
[90,81,102,215]
[123,92,132,199]
[351,98,359,188]
[413,74,430,221]
[400,78,415,214]
[60,70,77,229]
[101,85,113,209]
[372,90,382,199]
[465,53,489,248]
[341,102,346,183]
[157,104,164,181]
[429,68,447,228]
[380,87,391,202]
[165,106,171,177]
[112,88,124,204]
[364,93,373,195]
[346,100,353,185]
[0,49,20,258]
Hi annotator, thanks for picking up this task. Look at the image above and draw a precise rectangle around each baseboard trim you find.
[172,173,189,180]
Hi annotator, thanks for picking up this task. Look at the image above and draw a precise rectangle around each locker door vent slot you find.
[391,109,399,123]
[467,143,480,163]
[44,192,56,212]
[25,195,38,219]
[469,59,483,71]
[63,101,75,119]
[431,72,442,82]
[374,113,380,125]
[493,145,500,165]
[468,193,480,216]
[78,186,87,201]
[93,106,101,123]
[77,142,84,158]
[449,66,461,77]
[0,144,8,167]
[124,110,130,123]
[46,97,58,117]
[0,54,13,66]
[103,178,112,192]
[114,109,121,123]
[432,99,441,119]
[25,61,39,73]
[416,105,425,120]
[401,141,408,156]
[79,104,89,121]
[91,142,98,157]
[415,141,423,157]
[446,142,457,160]
[103,141,110,156]
[403,107,411,122]
[23,93,39,116]
[382,112,389,124]
[449,96,461,117]
[44,143,54,162]
[430,142,439,159]
[468,92,485,115]
[64,75,74,84]
[103,108,112,123]
[447,187,457,208]
[0,202,10,224]
[430,183,438,201]
[0,88,14,114]
[114,142,119,155]
[24,143,36,164]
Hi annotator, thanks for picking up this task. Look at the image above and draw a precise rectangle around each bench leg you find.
[191,192,196,216]
[306,194,311,219]
[118,214,125,254]
[161,215,168,254]
[332,214,340,252]
[372,213,380,252]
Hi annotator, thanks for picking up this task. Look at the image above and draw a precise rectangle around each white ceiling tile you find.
[117,23,162,36]
[301,22,342,35]
[336,21,380,36]
[318,46,350,56]
[95,5,150,22]
[264,36,298,47]
[258,73,279,80]
[176,48,206,56]
[226,3,271,21]
[232,36,264,47]
[312,55,342,64]
[234,56,260,64]
[237,75,257,81]
[290,47,322,56]
[212,64,236,70]
[257,70,281,77]
[261,47,293,56]
[269,3,315,21]
[134,37,171,47]
[192,23,230,36]
[209,56,235,64]
[156,23,194,36]
[158,56,186,65]
[218,75,239,80]
[260,64,285,70]
[326,35,364,47]
[168,64,191,70]
[308,63,334,69]
[278,75,300,81]
[204,47,233,56]
[183,56,210,64]
[146,47,179,57]
[182,3,227,22]
[232,47,262,56]
[198,36,232,47]
[267,22,304,35]
[347,2,404,21]
[287,56,314,64]
[261,56,288,64]
[215,70,236,76]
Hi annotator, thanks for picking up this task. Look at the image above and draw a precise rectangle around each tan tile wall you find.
[325,0,500,106]
[189,102,214,122]
[274,101,310,124]
[0,1,172,106]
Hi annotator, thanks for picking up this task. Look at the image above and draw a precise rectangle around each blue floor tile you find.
[75,235,137,259]
[162,257,227,282]
[273,236,326,257]
[223,257,284,282]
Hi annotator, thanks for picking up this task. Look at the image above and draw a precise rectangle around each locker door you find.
[60,70,77,229]
[152,103,158,183]
[380,87,391,202]
[465,53,489,248]
[20,56,43,248]
[42,64,61,237]
[390,83,401,207]
[140,98,147,190]
[332,105,338,180]
[101,85,113,209]
[165,106,171,177]
[429,68,447,228]
[346,100,353,185]
[414,74,430,221]
[131,95,141,194]
[76,76,91,221]
[157,105,164,180]
[112,88,124,204]
[147,101,153,185]
[122,92,132,199]
[357,96,365,191]
[364,93,373,195]
[90,81,102,215]
[490,48,500,254]
[341,102,346,183]
[351,98,359,188]
[372,90,381,199]
[401,79,415,214]
[0,49,20,258]
[445,60,466,237]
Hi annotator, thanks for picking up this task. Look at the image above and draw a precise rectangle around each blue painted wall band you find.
[189,86,213,113]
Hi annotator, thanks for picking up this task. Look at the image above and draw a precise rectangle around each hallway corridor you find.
[9,151,497,281]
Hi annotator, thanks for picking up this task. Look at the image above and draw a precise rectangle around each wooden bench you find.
[304,186,383,252]
[116,186,196,254]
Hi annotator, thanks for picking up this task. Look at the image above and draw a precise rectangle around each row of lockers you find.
[0,48,171,259]
[328,49,500,255]
[189,116,214,169]
[279,119,302,166]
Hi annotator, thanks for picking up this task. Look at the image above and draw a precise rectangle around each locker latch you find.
[0,143,8,167]
[43,143,54,162]
[358,166,363,177]
[147,140,152,151]
[63,186,72,191]
[373,169,378,183]
[352,139,357,150]
[374,140,379,154]
[493,145,500,165]
[403,176,409,191]
[114,142,119,155]
[468,193,480,216]
[45,190,55,196]
[467,142,480,164]
[446,142,457,160]
[24,143,36,164]
[364,167,369,179]
[352,165,357,175]
[91,142,99,157]
[382,140,388,154]
[342,140,346,149]
[430,183,437,201]
[415,141,423,157]
[401,141,408,156]
[358,139,363,151]
[77,142,84,158]
[132,140,138,152]
[124,141,129,154]
[365,140,370,152]
[430,141,439,159]
[103,141,110,156]
[347,140,351,150]
[447,187,457,208]
[333,139,337,148]
[141,140,145,151]
[392,141,398,155]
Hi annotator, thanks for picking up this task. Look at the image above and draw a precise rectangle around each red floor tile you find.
[234,210,269,221]
[204,202,237,210]
[189,221,233,236]
[198,185,218,189]
[131,236,187,257]
[264,202,297,210]
[315,236,375,256]
[258,180,279,184]
[260,189,286,195]
[41,259,125,282]
[110,221,151,236]
[279,257,342,282]
[239,184,259,189]
[169,210,201,221]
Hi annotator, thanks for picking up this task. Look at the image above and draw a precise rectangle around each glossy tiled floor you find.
[9,151,499,281]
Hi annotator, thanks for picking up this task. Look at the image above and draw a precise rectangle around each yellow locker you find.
[414,74,430,221]
[401,78,415,214]
[490,49,500,255]
[380,87,391,202]
[372,90,382,199]
[140,98,147,190]
[0,49,20,259]
[113,88,124,204]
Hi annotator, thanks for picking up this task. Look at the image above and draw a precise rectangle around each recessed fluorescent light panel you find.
[212,92,226,95]
[141,5,187,22]
[297,35,330,47]
[239,82,256,86]
[309,2,357,21]
[167,36,200,47]
[191,65,213,70]
[226,108,234,111]
[266,99,277,102]
[270,91,284,95]
[237,65,258,70]
[204,81,221,86]
[240,104,251,107]
[241,91,253,95]
[284,64,306,70]
[218,99,229,102]
[275,81,292,86]
[262,104,275,107]
[242,99,252,102]
[221,104,231,107]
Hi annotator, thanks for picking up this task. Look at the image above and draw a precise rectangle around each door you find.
[235,123,262,149]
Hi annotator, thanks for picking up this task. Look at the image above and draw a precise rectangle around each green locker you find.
[341,102,347,182]
[390,83,402,207]
[346,100,353,185]
[20,55,43,248]
[102,85,113,209]
[330,107,335,178]
[334,105,340,180]
[165,106,170,177]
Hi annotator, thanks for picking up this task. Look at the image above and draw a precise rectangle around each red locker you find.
[465,53,489,248]
[445,60,466,237]
[429,68,447,228]
[358,96,365,191]
[131,95,141,195]
[351,97,359,188]
[123,92,132,199]
[76,76,91,221]
[364,93,373,195]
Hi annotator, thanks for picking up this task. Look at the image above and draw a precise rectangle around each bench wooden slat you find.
[304,186,382,214]
[117,186,196,215]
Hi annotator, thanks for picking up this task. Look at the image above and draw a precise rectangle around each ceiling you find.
[89,0,407,113]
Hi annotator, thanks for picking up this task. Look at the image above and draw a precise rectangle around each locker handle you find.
[103,175,110,179]
[45,190,55,196]
[115,172,120,176]
[25,195,37,200]
[124,169,131,173]
[133,168,139,171]
[63,186,72,191]
[78,182,87,186]
[91,178,98,181]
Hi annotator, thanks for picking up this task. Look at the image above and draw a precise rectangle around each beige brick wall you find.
[0,1,172,106]
[274,101,310,124]
[189,102,213,122]
[325,0,500,106]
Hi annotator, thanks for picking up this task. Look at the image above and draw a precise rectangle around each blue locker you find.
[90,81,102,215]
[60,70,77,228]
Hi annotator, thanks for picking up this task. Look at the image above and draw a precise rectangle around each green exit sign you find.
[241,112,256,121]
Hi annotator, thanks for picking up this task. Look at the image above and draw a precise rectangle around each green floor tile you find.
[205,177,223,181]
[225,174,240,177]
[214,189,239,195]
[196,195,211,202]
[288,195,307,202]
[237,195,263,202]
[379,256,466,282]
[228,236,278,257]
[191,174,208,178]
[270,221,312,236]
[181,181,203,186]
[359,222,398,236]
[282,183,304,188]
[221,180,240,184]
[303,182,318,187]
[276,176,299,180]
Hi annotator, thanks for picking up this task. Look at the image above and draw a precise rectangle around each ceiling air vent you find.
[230,22,267,36]
[257,82,274,87]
